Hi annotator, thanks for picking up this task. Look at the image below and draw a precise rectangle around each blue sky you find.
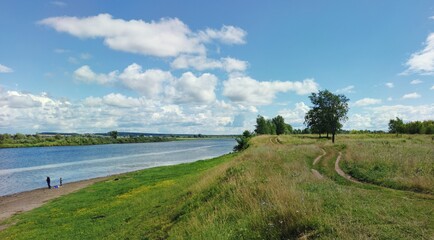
[0,0,433,134]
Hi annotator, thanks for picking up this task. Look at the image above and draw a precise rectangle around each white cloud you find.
[102,93,142,108]
[76,63,218,105]
[402,92,421,99]
[171,55,222,71]
[431,85,434,90]
[0,91,42,108]
[74,65,118,85]
[387,97,393,101]
[410,79,423,84]
[0,89,253,134]
[222,57,248,72]
[200,25,247,45]
[404,33,434,75]
[385,82,394,88]
[171,55,247,72]
[119,63,173,98]
[0,64,13,73]
[39,14,205,57]
[336,85,355,93]
[223,75,319,105]
[165,72,217,104]
[353,98,382,107]
[345,104,434,130]
[39,14,247,58]
[345,114,373,129]
[278,102,310,126]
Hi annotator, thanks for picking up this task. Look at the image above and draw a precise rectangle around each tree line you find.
[255,115,293,135]
[0,132,175,148]
[388,118,434,134]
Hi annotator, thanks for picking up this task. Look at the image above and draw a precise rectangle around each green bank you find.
[0,135,433,239]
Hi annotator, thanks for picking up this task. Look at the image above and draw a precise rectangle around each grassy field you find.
[0,134,433,239]
[340,134,434,194]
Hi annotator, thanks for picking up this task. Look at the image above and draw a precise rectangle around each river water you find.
[0,139,235,196]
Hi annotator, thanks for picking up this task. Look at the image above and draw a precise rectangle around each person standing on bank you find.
[59,177,62,186]
[46,176,51,189]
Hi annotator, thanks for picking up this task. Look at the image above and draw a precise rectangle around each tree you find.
[242,130,253,138]
[272,115,286,135]
[388,117,404,134]
[304,90,349,143]
[285,124,293,134]
[108,131,118,139]
[255,115,269,135]
[233,136,250,152]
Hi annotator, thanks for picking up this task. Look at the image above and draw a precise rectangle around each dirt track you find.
[334,152,361,184]
[311,148,326,179]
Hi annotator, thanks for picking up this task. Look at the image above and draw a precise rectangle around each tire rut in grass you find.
[311,148,326,179]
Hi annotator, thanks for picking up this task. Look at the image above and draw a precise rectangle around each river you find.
[0,139,235,196]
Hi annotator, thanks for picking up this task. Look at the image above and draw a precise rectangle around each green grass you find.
[0,134,433,239]
[339,134,434,194]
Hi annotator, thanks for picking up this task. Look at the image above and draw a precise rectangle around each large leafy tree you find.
[304,90,349,143]
[388,117,405,134]
[272,115,286,135]
[255,115,269,134]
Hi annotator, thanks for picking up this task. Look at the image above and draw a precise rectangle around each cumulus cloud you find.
[39,14,205,57]
[119,64,173,98]
[73,63,218,105]
[0,91,42,108]
[431,85,434,90]
[404,33,434,75]
[39,14,247,58]
[410,79,423,84]
[385,82,394,88]
[402,92,421,99]
[353,98,382,107]
[345,104,434,130]
[0,89,254,134]
[171,55,222,71]
[165,72,217,104]
[171,55,247,72]
[0,64,13,73]
[222,57,248,72]
[74,65,118,85]
[223,75,319,105]
[278,102,310,127]
[200,25,247,44]
[336,85,355,93]
[102,93,142,108]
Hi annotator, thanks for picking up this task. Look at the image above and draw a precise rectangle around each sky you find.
[0,0,433,134]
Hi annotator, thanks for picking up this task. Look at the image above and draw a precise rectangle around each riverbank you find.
[0,135,177,148]
[0,176,110,223]
[0,135,432,239]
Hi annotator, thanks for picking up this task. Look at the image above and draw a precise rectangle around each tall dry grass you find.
[168,135,322,239]
[341,135,434,193]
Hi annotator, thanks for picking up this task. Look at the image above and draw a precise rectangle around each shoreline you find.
[0,151,231,224]
[0,175,112,223]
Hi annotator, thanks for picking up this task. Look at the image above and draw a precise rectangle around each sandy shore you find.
[0,176,111,224]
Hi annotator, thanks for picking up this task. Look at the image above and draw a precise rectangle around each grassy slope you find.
[0,135,433,239]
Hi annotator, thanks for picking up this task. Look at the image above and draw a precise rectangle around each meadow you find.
[0,134,432,239]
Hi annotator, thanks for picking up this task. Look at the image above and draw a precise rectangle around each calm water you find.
[0,139,235,196]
